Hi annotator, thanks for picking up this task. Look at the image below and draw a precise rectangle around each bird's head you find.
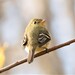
[29,18,46,27]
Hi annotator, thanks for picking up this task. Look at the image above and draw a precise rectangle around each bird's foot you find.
[43,47,49,53]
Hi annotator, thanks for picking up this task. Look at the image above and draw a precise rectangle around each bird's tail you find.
[27,47,35,64]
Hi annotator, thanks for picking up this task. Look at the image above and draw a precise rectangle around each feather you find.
[38,33,51,47]
[23,35,28,46]
[27,48,35,64]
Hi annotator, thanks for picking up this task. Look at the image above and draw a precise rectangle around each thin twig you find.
[0,39,75,73]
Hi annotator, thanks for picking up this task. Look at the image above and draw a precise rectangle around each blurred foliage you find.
[0,43,8,68]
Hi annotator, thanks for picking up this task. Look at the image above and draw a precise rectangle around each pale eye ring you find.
[34,21,37,24]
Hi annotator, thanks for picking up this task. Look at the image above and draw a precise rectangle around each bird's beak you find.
[41,19,46,25]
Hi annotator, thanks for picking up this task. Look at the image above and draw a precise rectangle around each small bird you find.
[23,19,51,64]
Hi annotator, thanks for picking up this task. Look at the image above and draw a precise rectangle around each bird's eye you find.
[34,21,37,24]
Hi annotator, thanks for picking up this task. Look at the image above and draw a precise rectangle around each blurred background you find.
[0,0,75,75]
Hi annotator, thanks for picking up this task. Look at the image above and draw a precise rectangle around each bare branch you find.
[0,39,75,73]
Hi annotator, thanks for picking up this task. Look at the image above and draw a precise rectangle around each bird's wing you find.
[38,33,51,47]
[23,35,28,46]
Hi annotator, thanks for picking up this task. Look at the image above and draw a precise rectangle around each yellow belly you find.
[36,43,49,53]
[25,43,50,54]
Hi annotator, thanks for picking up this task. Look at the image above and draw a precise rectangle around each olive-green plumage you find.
[23,19,51,63]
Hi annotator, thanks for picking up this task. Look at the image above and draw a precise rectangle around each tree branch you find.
[0,39,75,73]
